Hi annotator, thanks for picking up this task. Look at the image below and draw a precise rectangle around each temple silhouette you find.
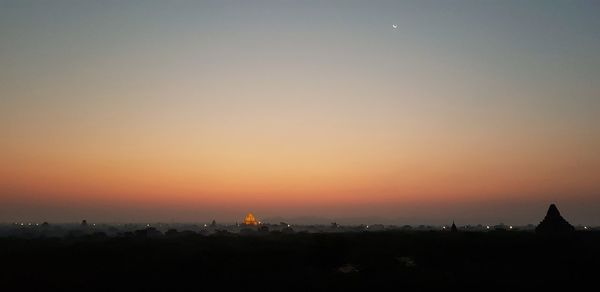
[535,204,575,233]
[450,221,458,233]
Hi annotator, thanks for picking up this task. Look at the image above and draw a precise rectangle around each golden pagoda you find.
[243,213,258,226]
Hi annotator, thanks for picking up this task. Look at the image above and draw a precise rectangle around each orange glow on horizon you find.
[2,1,600,223]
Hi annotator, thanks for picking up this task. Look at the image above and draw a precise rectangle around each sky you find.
[1,0,599,225]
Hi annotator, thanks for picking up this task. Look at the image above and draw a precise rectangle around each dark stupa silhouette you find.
[450,221,458,233]
[535,204,575,233]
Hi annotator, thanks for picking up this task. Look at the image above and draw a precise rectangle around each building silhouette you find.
[450,221,458,233]
[535,204,575,233]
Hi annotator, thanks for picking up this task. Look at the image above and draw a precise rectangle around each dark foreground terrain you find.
[2,231,599,291]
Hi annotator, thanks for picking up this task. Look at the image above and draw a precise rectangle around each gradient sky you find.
[1,0,599,224]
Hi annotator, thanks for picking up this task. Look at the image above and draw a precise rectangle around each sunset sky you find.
[1,0,599,224]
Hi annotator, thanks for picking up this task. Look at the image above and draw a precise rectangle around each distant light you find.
[204,224,207,227]
[442,226,446,229]
[28,223,31,226]
[146,224,150,227]
[584,226,588,230]
[486,226,490,229]
[93,224,96,226]
[287,224,290,228]
[509,226,513,229]
[20,223,24,226]
[258,221,261,224]
[36,224,39,226]
[366,225,369,229]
